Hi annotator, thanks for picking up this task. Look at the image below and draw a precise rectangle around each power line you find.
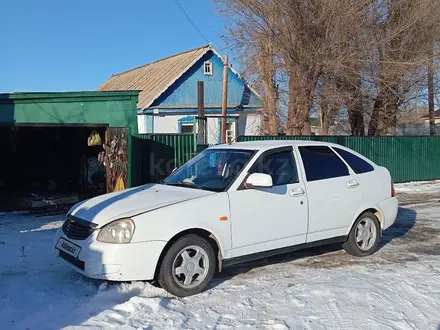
[173,0,210,44]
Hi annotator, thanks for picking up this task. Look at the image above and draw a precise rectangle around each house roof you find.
[97,45,210,109]
[97,44,261,110]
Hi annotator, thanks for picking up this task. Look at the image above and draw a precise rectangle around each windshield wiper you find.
[164,181,204,190]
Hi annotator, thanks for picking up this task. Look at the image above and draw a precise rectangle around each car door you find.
[297,145,363,242]
[228,146,309,257]
[331,146,383,203]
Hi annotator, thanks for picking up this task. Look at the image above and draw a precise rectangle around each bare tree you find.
[216,0,440,136]
[317,72,367,136]
[428,41,436,136]
[256,37,279,135]
[367,0,440,135]
[217,0,280,135]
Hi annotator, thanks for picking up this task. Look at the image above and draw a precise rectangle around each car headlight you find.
[97,218,135,244]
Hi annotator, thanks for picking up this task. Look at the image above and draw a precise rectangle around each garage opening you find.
[0,125,108,212]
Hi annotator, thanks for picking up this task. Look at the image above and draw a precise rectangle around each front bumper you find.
[54,228,167,281]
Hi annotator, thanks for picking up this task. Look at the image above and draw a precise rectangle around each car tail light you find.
[391,178,395,197]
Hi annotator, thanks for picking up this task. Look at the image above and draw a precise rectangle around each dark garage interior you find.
[0,125,107,211]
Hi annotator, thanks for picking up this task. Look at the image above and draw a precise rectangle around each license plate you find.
[56,238,81,258]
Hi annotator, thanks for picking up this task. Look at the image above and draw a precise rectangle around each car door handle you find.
[289,188,305,197]
[346,180,359,188]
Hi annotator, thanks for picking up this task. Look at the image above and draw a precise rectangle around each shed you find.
[0,91,139,211]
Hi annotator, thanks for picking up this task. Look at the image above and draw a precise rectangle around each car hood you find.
[69,184,215,226]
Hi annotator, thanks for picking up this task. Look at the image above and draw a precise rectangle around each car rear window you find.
[298,146,349,181]
[333,147,374,174]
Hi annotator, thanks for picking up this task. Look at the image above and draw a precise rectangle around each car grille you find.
[62,216,97,240]
[59,251,85,270]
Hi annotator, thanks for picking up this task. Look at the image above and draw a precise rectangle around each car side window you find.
[298,146,349,181]
[250,150,298,186]
[333,147,374,174]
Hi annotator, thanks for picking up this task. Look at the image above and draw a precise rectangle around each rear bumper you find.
[378,197,399,230]
[54,228,167,281]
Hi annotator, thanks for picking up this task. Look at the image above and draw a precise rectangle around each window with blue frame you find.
[178,116,195,134]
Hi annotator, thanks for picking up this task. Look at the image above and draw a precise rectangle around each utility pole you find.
[428,42,436,136]
[221,55,228,144]
[197,80,205,145]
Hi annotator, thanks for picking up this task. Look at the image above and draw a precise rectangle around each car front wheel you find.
[343,212,381,257]
[158,234,216,297]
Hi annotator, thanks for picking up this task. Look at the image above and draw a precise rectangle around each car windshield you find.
[163,148,255,192]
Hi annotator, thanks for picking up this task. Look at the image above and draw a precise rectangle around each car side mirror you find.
[245,173,273,189]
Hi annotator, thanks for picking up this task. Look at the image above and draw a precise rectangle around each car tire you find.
[158,234,216,297]
[343,212,381,257]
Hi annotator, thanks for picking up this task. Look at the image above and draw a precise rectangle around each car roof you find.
[209,140,343,151]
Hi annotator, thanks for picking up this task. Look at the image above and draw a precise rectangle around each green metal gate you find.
[132,134,197,185]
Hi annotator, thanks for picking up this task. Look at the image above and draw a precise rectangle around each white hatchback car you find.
[55,141,398,296]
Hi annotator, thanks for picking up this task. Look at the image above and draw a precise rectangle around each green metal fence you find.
[237,135,440,183]
[132,134,197,185]
[132,133,440,185]
[138,133,197,166]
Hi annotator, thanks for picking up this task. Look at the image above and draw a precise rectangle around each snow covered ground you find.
[1,182,440,330]
[395,180,440,195]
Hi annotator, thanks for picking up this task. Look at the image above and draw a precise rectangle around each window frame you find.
[164,148,257,192]
[237,146,299,189]
[204,61,213,75]
[180,123,194,134]
[332,147,375,174]
[297,144,351,182]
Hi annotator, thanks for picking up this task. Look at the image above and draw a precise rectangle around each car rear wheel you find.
[158,234,216,297]
[343,212,381,257]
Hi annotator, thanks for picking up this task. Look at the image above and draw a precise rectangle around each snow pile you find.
[1,182,440,329]
[395,180,440,194]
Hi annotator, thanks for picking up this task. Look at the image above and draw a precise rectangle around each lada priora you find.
[55,141,398,296]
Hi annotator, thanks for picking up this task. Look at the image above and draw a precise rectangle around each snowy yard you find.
[1,182,440,330]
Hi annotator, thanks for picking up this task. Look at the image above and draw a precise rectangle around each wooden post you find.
[197,80,205,144]
[104,127,112,193]
[221,55,228,144]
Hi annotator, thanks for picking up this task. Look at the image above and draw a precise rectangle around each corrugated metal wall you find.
[132,134,197,185]
[132,134,440,185]
[138,134,197,166]
[238,135,440,183]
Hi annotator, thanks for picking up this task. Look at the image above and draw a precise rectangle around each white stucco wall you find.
[206,117,219,145]
[153,115,185,133]
[206,117,238,144]
[240,113,262,136]
[137,115,147,134]
[146,113,262,141]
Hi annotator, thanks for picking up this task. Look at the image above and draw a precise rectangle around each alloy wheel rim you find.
[172,245,209,289]
[355,218,377,251]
